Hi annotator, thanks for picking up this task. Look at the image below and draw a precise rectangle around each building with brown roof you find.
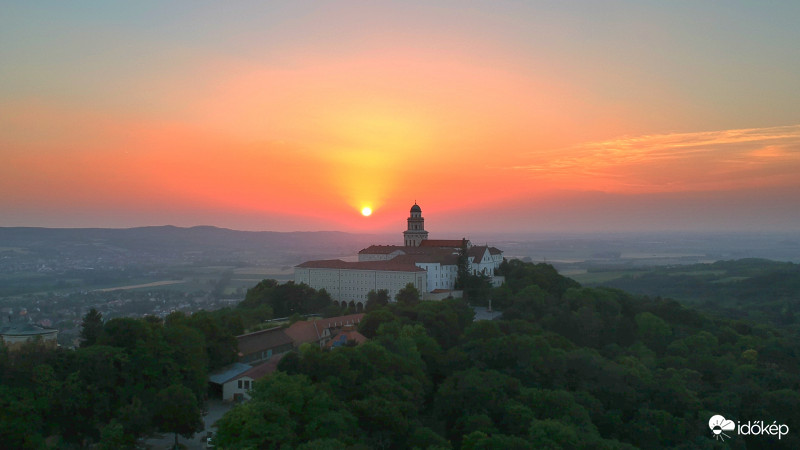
[419,239,467,249]
[236,327,294,364]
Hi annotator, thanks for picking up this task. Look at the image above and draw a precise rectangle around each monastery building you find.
[294,203,504,311]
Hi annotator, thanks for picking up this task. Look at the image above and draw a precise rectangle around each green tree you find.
[366,289,390,312]
[163,324,208,400]
[98,419,132,450]
[216,372,354,448]
[634,312,672,352]
[358,309,399,338]
[455,238,471,290]
[153,384,203,448]
[241,280,332,317]
[79,308,104,347]
[528,419,580,449]
[461,273,492,305]
[186,310,238,371]
[99,317,151,351]
[116,397,152,443]
[215,400,295,449]
[462,430,531,449]
[397,283,421,305]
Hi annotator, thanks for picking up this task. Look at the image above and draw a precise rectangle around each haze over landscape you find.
[3,1,799,233]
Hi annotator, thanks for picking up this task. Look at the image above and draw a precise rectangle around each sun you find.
[361,206,372,216]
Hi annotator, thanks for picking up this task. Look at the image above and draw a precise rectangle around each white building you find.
[294,203,504,309]
[0,323,58,350]
[209,356,285,402]
[294,259,427,311]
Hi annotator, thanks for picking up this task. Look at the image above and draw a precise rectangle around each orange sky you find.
[2,2,800,233]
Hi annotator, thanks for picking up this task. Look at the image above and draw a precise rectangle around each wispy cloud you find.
[513,124,800,192]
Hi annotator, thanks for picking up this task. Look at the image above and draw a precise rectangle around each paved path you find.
[473,306,501,321]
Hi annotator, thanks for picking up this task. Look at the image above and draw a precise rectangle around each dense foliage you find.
[0,278,342,447]
[3,258,799,448]
[0,315,207,447]
[599,258,800,330]
[240,279,333,318]
[216,260,800,449]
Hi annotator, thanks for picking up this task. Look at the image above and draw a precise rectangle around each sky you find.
[2,1,800,234]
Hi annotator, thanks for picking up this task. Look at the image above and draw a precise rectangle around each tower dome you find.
[404,202,428,246]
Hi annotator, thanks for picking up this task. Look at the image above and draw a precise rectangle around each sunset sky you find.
[2,1,799,234]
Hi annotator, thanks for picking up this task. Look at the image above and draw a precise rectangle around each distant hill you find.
[594,258,800,329]
[0,226,394,265]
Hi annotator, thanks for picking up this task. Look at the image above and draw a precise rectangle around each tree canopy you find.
[214,260,800,449]
[5,261,800,448]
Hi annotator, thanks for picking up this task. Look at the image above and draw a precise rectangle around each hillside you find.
[591,259,800,330]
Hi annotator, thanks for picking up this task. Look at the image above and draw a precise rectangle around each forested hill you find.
[593,259,800,330]
[3,260,799,448]
[217,260,800,449]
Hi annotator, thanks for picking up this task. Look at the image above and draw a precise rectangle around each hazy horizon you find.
[3,223,799,240]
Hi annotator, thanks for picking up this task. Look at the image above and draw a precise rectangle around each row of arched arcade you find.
[331,300,365,313]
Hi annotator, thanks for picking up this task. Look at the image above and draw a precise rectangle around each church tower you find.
[403,202,429,247]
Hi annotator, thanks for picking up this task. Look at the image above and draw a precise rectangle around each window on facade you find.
[238,380,242,389]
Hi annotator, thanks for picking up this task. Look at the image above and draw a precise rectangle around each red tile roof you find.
[468,246,489,260]
[392,252,459,266]
[296,259,425,272]
[285,313,364,346]
[284,320,322,345]
[358,245,406,254]
[325,325,368,348]
[419,239,469,248]
[314,313,364,331]
[235,352,286,381]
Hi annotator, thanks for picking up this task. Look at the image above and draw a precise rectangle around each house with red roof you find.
[325,324,368,349]
[284,313,364,348]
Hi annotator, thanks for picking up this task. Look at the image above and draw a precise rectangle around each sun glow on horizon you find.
[3,2,800,231]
